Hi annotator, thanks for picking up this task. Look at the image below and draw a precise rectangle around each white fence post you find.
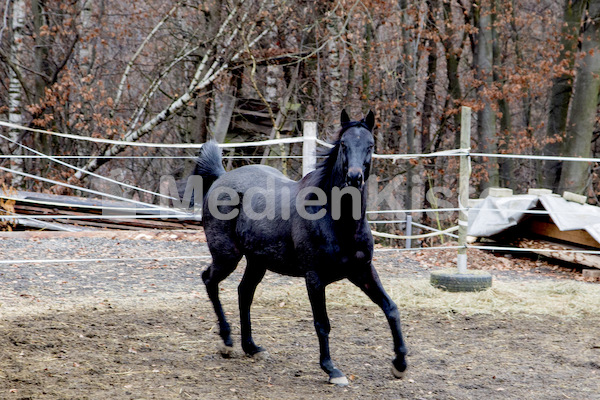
[303,121,317,176]
[457,106,471,273]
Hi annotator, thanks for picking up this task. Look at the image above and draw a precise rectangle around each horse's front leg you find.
[305,271,348,386]
[348,263,408,378]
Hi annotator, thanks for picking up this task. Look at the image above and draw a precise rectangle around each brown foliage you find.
[2,0,599,214]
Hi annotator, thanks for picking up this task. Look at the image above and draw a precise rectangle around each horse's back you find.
[211,164,292,191]
[203,164,301,274]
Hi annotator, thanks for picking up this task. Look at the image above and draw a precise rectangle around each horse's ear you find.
[341,109,351,125]
[365,110,375,131]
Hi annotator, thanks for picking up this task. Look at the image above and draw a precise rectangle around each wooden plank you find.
[4,191,162,213]
[582,269,600,279]
[14,217,86,232]
[4,191,202,231]
[524,219,600,249]
[232,108,272,119]
[516,238,600,269]
[13,203,201,230]
[0,229,206,240]
[67,220,151,230]
[57,215,196,230]
[232,120,273,135]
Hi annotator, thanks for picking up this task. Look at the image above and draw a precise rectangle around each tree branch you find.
[111,2,183,115]
[71,1,277,181]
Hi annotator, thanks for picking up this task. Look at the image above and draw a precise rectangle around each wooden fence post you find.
[303,121,317,176]
[457,106,471,273]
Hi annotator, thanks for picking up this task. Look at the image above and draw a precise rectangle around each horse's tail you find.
[193,141,226,199]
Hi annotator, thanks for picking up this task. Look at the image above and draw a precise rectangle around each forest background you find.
[2,0,600,235]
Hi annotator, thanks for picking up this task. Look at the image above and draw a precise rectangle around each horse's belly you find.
[245,245,303,276]
[236,220,302,275]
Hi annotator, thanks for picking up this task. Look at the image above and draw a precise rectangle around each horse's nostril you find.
[346,170,363,187]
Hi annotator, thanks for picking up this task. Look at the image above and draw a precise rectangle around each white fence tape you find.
[367,207,464,214]
[0,132,176,202]
[0,255,212,265]
[0,120,303,148]
[371,225,459,240]
[4,119,600,161]
[374,246,462,252]
[471,152,600,163]
[0,155,304,159]
[4,118,600,261]
[0,214,199,220]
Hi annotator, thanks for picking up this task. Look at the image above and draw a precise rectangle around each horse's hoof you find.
[328,375,349,386]
[391,364,406,379]
[218,344,234,358]
[252,350,270,361]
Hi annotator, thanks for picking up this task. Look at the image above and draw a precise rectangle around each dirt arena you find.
[1,231,599,399]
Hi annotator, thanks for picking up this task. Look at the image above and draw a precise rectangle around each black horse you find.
[196,110,407,385]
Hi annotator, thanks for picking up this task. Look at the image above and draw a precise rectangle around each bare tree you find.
[399,0,421,212]
[473,0,498,190]
[71,0,285,181]
[543,0,586,190]
[558,0,600,194]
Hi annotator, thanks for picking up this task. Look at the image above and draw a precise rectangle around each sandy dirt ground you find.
[1,231,599,400]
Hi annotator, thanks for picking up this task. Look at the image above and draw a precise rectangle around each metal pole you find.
[302,121,317,176]
[405,214,413,249]
[457,106,471,273]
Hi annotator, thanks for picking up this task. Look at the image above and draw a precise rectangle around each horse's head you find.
[338,109,375,189]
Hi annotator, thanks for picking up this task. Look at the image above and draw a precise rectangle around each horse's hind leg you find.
[238,262,267,357]
[202,253,241,353]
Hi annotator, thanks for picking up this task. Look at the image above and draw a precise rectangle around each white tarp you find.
[468,193,600,245]
[468,195,539,237]
[538,195,600,244]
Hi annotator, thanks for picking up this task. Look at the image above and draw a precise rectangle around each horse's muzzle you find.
[345,168,364,189]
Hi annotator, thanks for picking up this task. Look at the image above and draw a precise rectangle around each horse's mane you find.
[299,132,341,191]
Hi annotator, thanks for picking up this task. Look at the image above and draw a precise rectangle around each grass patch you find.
[256,277,600,319]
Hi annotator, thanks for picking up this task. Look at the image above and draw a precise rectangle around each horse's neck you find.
[301,155,369,225]
[331,185,368,230]
[316,164,343,192]
[326,157,369,223]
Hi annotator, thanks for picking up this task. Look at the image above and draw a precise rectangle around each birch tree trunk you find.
[264,19,282,105]
[326,18,343,112]
[558,1,600,195]
[31,0,51,171]
[362,19,373,108]
[7,0,27,187]
[79,0,96,75]
[542,0,586,190]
